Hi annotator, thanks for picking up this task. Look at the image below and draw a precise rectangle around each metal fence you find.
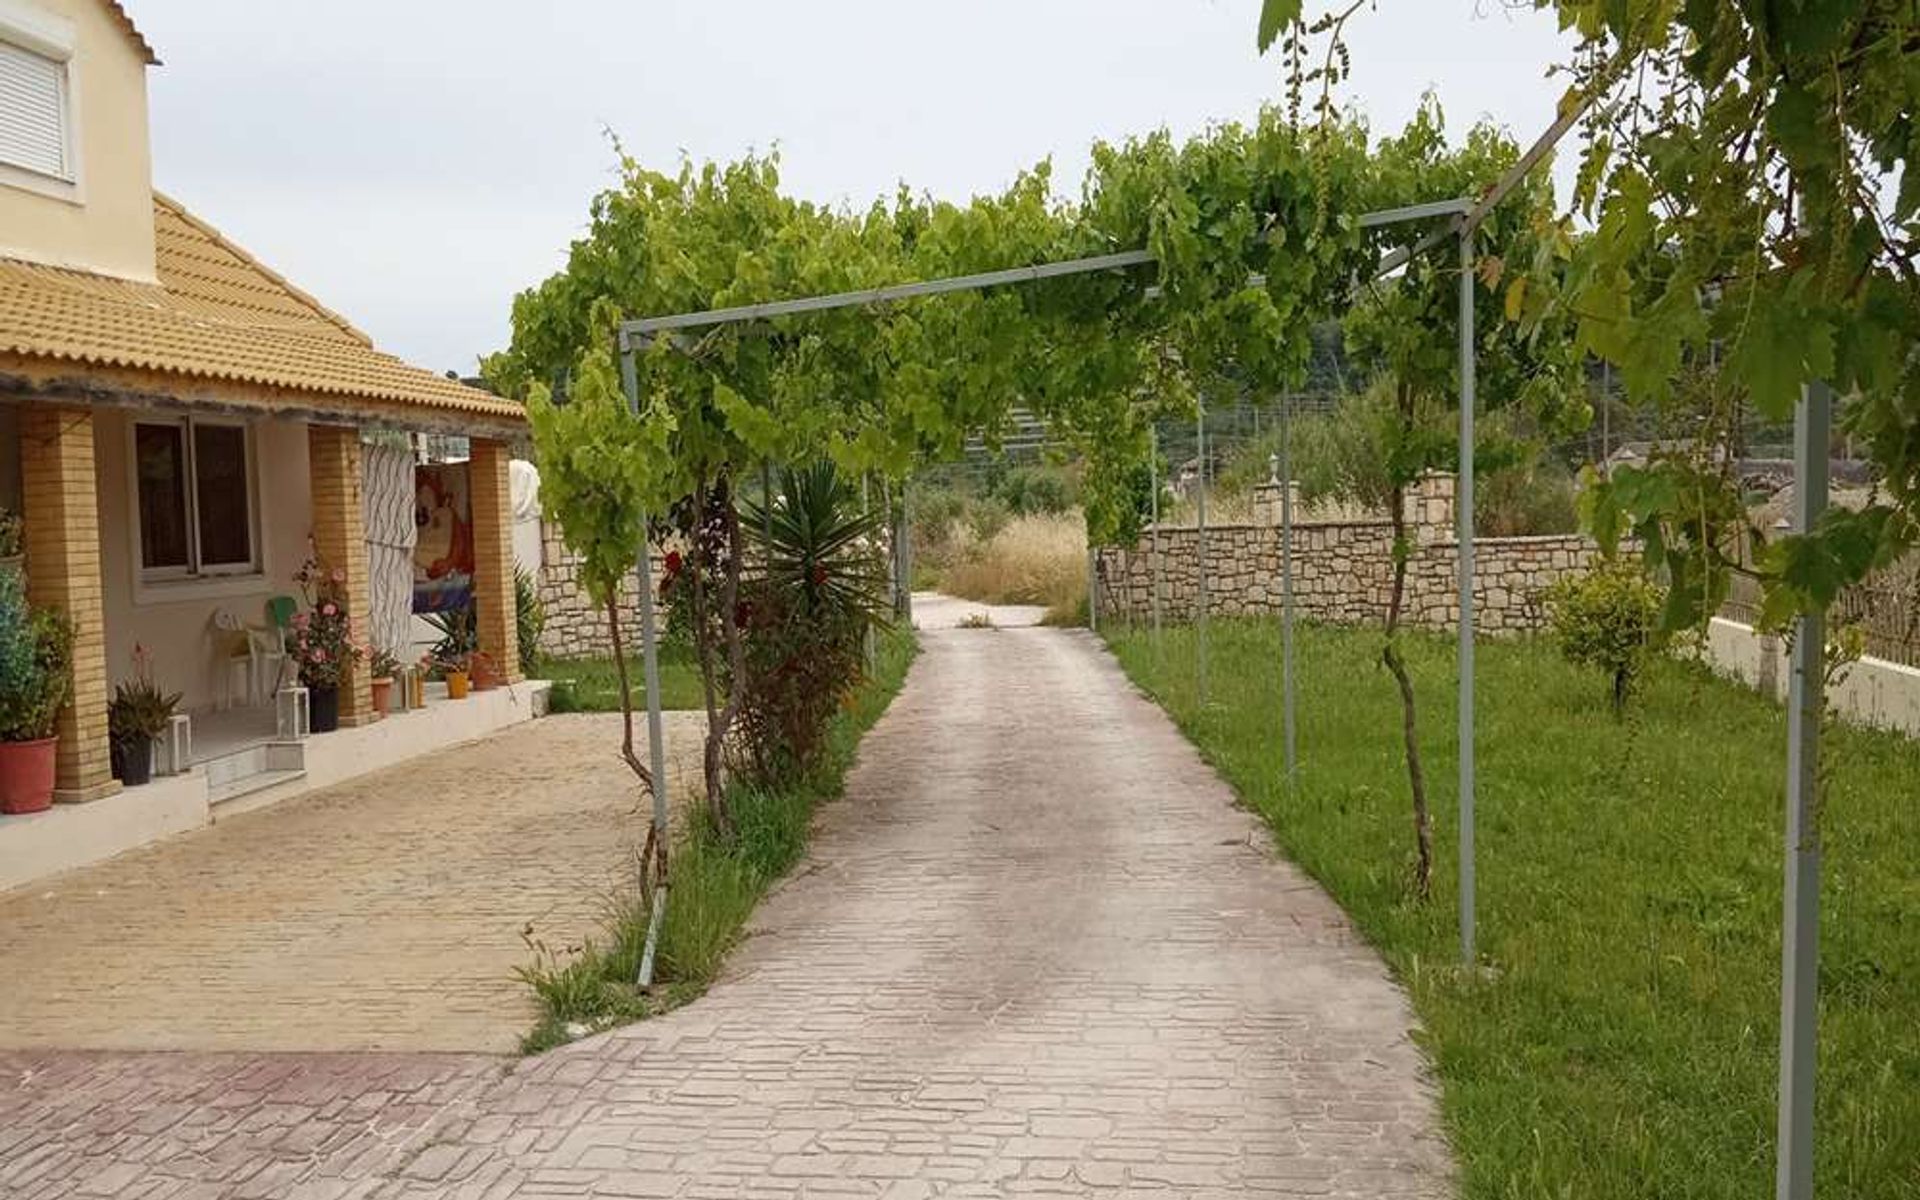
[1722,564,1920,669]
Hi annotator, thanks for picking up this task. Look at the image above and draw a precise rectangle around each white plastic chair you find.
[212,608,287,708]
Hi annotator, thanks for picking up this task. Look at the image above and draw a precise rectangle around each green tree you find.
[1542,1,1919,629]
[1336,98,1583,900]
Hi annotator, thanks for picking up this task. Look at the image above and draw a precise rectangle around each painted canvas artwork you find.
[413,462,473,612]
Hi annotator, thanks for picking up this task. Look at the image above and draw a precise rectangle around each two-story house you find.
[0,0,532,880]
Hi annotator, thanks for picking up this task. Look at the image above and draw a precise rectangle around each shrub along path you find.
[0,608,1449,1198]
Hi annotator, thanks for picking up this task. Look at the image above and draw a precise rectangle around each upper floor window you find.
[0,1,80,203]
[0,38,69,181]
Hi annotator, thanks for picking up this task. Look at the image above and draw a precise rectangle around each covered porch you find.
[1,400,527,799]
[0,395,541,890]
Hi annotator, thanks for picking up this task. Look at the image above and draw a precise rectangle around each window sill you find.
[0,160,79,205]
[132,572,273,609]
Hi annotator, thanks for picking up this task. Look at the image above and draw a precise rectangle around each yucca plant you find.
[743,461,890,625]
[733,462,890,783]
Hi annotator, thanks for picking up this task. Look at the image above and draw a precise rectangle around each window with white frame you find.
[132,417,260,581]
[0,34,72,183]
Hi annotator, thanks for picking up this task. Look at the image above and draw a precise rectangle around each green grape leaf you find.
[1257,0,1303,52]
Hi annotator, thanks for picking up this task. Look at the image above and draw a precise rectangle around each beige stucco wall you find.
[94,409,314,709]
[0,0,156,281]
[1706,616,1920,737]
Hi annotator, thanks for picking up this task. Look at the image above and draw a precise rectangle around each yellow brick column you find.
[469,438,521,682]
[307,424,374,725]
[19,407,118,802]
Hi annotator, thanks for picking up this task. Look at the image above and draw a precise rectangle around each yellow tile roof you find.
[0,194,524,427]
[107,1,160,65]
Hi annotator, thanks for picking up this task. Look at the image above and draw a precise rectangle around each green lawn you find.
[538,645,707,712]
[1106,619,1918,1200]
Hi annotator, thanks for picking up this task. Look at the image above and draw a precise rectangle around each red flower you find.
[663,550,684,576]
[809,565,828,588]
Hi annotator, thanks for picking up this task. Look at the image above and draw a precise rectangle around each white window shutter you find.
[0,40,68,180]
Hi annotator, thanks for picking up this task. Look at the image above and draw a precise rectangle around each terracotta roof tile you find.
[107,1,160,65]
[0,194,523,426]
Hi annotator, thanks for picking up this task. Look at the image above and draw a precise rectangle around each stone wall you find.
[1096,473,1605,634]
[534,521,663,660]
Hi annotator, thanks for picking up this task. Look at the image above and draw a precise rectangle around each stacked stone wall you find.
[534,522,660,660]
[1097,474,1605,634]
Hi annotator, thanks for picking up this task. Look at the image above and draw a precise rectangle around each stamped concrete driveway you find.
[0,613,1449,1198]
[0,712,705,1054]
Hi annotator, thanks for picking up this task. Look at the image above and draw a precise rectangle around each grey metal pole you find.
[1195,402,1209,705]
[1150,427,1164,654]
[1087,545,1099,632]
[900,479,914,626]
[1776,380,1829,1200]
[760,460,774,550]
[619,342,671,990]
[633,523,670,989]
[862,472,876,671]
[1457,229,1478,966]
[1280,392,1297,784]
[1601,361,1612,465]
[885,478,907,621]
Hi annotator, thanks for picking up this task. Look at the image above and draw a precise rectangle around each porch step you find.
[202,739,308,819]
[208,767,307,818]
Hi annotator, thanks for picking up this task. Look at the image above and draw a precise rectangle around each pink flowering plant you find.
[292,554,363,688]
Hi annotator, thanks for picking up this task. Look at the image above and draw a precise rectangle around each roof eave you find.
[0,355,531,444]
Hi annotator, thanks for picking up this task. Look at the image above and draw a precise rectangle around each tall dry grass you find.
[938,511,1087,614]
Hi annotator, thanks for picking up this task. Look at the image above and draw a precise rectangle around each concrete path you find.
[0,617,1449,1198]
[911,591,1048,630]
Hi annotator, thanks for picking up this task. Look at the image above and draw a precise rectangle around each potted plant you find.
[426,607,476,699]
[470,650,501,692]
[0,566,73,814]
[291,555,363,733]
[108,645,180,787]
[441,651,472,699]
[369,646,399,717]
[0,506,22,580]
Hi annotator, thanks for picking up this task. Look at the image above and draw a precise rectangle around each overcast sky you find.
[132,2,1575,377]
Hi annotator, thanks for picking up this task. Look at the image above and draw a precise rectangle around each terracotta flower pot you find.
[0,737,57,815]
[445,670,471,700]
[371,677,393,718]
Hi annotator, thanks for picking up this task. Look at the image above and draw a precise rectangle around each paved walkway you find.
[0,712,705,1054]
[0,613,1449,1198]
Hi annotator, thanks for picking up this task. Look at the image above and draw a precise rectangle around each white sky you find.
[132,1,1576,376]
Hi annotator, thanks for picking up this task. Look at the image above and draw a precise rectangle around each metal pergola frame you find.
[606,179,1831,1200]
[611,192,1487,966]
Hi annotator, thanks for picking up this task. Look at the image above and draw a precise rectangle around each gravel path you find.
[0,616,1450,1198]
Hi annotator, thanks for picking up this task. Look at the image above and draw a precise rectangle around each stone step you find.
[208,767,308,818]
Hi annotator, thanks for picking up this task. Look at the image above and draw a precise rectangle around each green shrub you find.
[963,496,1012,543]
[736,461,890,784]
[0,567,73,743]
[1545,562,1664,715]
[1478,458,1579,536]
[0,508,21,559]
[910,487,968,551]
[514,566,546,677]
[992,465,1077,516]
